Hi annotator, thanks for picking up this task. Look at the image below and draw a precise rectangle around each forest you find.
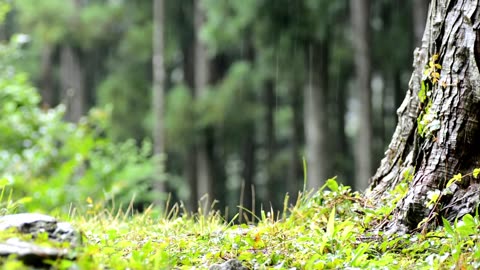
[2,0,427,214]
[2,0,480,269]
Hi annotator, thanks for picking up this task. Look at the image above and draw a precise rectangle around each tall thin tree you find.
[194,0,214,208]
[304,42,330,190]
[60,0,86,122]
[350,0,373,191]
[153,0,166,197]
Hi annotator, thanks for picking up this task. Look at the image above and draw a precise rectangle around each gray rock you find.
[0,213,81,267]
[209,259,249,270]
[0,213,82,246]
[0,238,70,266]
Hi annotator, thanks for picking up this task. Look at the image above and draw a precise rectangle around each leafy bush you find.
[0,38,163,213]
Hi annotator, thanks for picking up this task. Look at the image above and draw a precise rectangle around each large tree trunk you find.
[304,42,330,190]
[351,0,373,191]
[152,0,166,198]
[193,0,214,209]
[369,0,480,233]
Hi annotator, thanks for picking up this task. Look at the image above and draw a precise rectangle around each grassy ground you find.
[2,179,480,269]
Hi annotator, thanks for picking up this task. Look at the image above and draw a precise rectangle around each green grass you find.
[2,180,480,269]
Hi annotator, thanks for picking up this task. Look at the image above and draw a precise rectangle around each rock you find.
[0,238,70,267]
[0,213,81,246]
[0,213,81,267]
[209,259,249,270]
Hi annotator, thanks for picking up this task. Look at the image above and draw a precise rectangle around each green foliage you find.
[15,0,72,44]
[0,42,162,211]
[165,84,196,152]
[197,62,261,130]
[0,0,10,23]
[3,178,472,269]
[202,0,259,54]
[417,54,442,138]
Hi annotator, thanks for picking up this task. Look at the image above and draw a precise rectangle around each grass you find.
[2,179,480,269]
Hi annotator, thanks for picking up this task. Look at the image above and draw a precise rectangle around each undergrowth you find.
[2,178,480,269]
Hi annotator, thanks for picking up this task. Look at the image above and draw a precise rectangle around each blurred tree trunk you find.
[180,3,198,211]
[304,42,330,190]
[369,0,480,232]
[39,45,55,108]
[193,0,214,208]
[60,45,85,122]
[60,0,85,122]
[241,123,256,221]
[412,0,429,47]
[264,80,278,204]
[289,79,303,199]
[350,0,373,191]
[334,69,352,186]
[152,0,166,198]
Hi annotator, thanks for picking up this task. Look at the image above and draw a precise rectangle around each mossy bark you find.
[368,0,480,232]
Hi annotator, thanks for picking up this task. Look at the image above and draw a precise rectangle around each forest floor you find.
[2,179,480,269]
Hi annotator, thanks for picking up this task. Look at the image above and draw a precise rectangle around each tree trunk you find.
[60,0,85,123]
[289,79,303,201]
[60,45,86,122]
[152,0,166,198]
[351,0,373,191]
[304,42,330,190]
[369,0,480,233]
[39,45,55,108]
[193,0,214,209]
[264,80,278,204]
[180,8,198,211]
[334,67,353,187]
[241,123,256,221]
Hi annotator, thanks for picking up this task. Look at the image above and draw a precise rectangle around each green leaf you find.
[462,214,475,228]
[326,207,336,239]
[419,81,428,103]
[0,178,10,187]
[447,173,463,188]
[442,217,454,235]
[473,168,480,179]
[325,178,339,192]
[351,243,369,267]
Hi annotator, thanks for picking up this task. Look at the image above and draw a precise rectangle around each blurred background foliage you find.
[0,0,427,215]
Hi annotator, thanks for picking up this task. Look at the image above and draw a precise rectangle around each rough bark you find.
[193,0,214,208]
[153,0,166,197]
[304,42,330,190]
[351,0,373,191]
[369,0,480,232]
